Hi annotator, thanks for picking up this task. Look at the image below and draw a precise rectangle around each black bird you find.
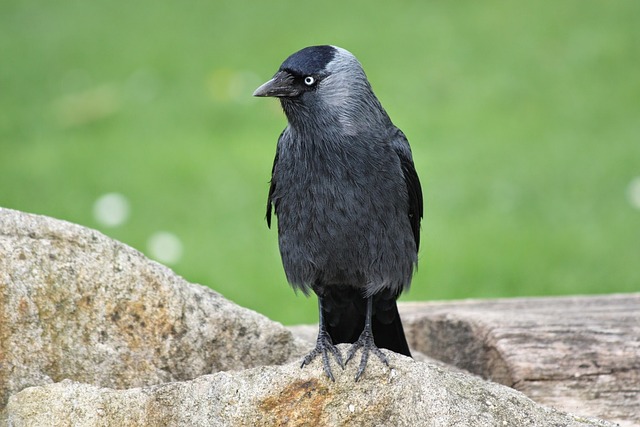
[254,45,423,381]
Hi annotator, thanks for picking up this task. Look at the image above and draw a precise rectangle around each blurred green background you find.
[2,0,639,325]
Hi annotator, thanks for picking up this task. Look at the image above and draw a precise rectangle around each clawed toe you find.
[301,333,343,381]
[345,331,389,381]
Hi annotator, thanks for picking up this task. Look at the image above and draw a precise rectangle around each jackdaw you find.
[254,45,423,381]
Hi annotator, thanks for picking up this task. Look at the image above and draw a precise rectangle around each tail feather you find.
[371,300,411,357]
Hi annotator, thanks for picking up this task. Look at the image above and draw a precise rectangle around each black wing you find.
[391,129,423,250]
[266,131,284,229]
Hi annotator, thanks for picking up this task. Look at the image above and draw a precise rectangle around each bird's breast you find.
[272,138,415,293]
[272,140,407,235]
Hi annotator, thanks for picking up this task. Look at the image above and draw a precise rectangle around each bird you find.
[253,45,423,381]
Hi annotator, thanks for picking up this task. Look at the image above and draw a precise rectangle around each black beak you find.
[253,71,300,98]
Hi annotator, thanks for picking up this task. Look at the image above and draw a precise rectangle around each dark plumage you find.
[254,45,423,380]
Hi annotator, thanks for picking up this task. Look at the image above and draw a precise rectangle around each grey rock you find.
[287,323,319,346]
[0,208,620,426]
[5,346,615,427]
[0,207,307,409]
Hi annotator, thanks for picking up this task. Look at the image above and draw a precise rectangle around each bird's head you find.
[254,45,390,134]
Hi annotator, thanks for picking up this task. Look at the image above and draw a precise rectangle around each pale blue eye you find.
[304,76,315,86]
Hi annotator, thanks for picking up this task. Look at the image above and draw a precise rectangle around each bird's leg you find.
[301,297,344,381]
[345,296,389,381]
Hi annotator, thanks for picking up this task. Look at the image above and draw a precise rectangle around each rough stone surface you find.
[5,346,615,427]
[0,207,628,426]
[0,207,307,410]
[401,296,640,427]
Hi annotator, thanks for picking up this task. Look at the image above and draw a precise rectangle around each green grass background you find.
[2,0,639,324]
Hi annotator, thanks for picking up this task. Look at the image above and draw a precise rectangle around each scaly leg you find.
[301,297,344,381]
[345,296,389,381]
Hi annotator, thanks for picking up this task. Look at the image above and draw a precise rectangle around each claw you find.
[301,332,344,381]
[345,327,389,381]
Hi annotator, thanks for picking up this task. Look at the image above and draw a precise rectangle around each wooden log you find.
[400,294,640,427]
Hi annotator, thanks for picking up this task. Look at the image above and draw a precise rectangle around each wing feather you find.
[266,131,285,228]
[390,129,423,250]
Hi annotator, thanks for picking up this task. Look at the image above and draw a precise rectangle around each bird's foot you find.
[301,332,344,381]
[345,330,389,381]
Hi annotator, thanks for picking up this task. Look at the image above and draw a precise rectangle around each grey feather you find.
[258,45,422,375]
[264,46,422,297]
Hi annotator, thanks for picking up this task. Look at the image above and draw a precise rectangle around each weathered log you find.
[401,294,640,427]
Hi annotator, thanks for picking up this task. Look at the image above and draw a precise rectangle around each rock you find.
[4,346,615,427]
[400,296,640,427]
[0,207,307,410]
[0,207,626,426]
[287,323,319,346]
